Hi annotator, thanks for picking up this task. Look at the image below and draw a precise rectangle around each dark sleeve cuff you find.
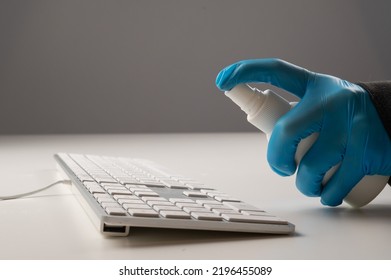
[356,81,391,187]
[356,81,391,139]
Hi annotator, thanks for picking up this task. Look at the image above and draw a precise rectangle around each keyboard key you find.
[147,201,174,207]
[195,199,221,206]
[214,196,241,203]
[139,180,166,188]
[101,183,122,188]
[126,184,149,190]
[183,191,208,198]
[153,205,182,212]
[83,181,101,188]
[105,207,128,216]
[86,185,106,194]
[160,180,188,189]
[203,204,231,211]
[191,212,223,221]
[113,194,138,200]
[223,202,263,212]
[185,183,211,190]
[128,209,159,217]
[117,198,144,205]
[212,209,239,215]
[93,193,111,200]
[97,197,117,204]
[200,190,224,196]
[107,189,133,196]
[77,174,95,182]
[241,210,272,216]
[142,197,167,203]
[122,203,151,210]
[134,191,159,197]
[175,202,202,209]
[183,207,211,214]
[117,177,140,185]
[94,177,118,184]
[160,211,191,219]
[101,202,121,208]
[103,186,126,191]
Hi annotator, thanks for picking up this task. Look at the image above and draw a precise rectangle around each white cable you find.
[0,179,71,200]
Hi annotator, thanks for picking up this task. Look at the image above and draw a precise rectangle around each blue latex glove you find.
[216,58,391,206]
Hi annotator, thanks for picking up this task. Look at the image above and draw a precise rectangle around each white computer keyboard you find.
[55,153,295,236]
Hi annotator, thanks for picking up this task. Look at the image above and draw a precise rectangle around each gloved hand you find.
[216,58,391,206]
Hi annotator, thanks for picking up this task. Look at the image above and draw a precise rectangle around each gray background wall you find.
[1,0,390,134]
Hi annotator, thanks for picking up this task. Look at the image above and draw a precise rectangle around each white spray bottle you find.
[225,84,388,207]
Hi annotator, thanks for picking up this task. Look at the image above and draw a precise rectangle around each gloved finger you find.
[319,129,366,206]
[320,157,365,207]
[296,132,345,197]
[216,58,311,98]
[320,95,375,206]
[267,97,323,176]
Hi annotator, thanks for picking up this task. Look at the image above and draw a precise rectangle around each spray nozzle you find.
[224,84,267,115]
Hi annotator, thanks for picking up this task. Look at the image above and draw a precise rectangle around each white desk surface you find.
[1,132,390,260]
